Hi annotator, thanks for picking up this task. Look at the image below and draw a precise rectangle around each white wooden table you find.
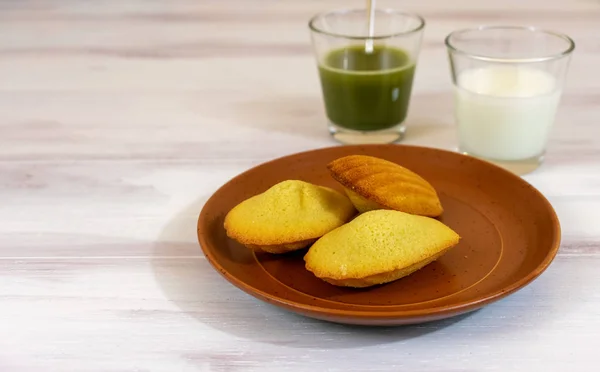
[1,0,598,371]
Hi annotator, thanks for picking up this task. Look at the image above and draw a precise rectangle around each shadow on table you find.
[232,95,327,141]
[151,196,476,349]
[232,94,459,149]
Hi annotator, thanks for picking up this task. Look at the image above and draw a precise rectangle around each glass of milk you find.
[445,26,575,175]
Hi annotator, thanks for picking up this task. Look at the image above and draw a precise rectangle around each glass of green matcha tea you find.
[309,8,425,144]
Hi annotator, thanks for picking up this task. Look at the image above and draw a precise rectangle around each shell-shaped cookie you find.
[224,180,356,254]
[328,155,443,217]
[304,210,460,287]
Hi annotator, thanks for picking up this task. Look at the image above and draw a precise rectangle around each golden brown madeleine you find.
[224,180,356,254]
[304,210,460,288]
[327,155,443,217]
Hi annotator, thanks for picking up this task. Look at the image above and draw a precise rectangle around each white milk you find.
[455,65,561,161]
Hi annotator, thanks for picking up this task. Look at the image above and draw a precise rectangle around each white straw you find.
[366,0,376,53]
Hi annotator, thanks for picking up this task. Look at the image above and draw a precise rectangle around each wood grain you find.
[0,0,599,371]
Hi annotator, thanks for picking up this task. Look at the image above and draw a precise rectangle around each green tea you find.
[318,45,416,131]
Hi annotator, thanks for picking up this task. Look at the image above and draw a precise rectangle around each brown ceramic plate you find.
[197,144,560,326]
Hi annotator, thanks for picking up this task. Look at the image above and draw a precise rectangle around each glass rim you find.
[308,8,425,40]
[445,25,575,63]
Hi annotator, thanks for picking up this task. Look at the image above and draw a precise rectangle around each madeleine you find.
[328,155,443,217]
[224,180,356,254]
[304,210,460,288]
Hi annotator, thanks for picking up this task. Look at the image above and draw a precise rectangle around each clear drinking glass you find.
[446,26,575,175]
[309,9,425,144]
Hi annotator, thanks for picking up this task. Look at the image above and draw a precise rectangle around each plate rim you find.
[197,144,561,321]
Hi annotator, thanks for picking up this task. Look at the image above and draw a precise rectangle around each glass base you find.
[460,149,544,176]
[328,121,406,145]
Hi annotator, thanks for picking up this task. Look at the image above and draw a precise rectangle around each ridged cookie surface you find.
[224,180,356,253]
[328,155,443,217]
[304,210,460,287]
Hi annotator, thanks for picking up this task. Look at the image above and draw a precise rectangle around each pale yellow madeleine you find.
[224,180,356,253]
[304,209,460,287]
